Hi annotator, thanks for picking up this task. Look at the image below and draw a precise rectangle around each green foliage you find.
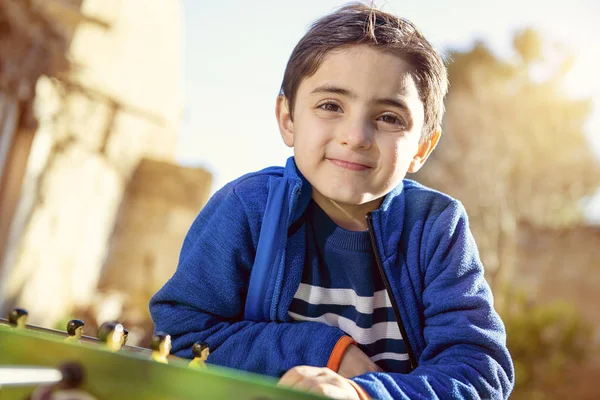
[414,28,600,290]
[418,28,600,230]
[513,28,543,64]
[502,289,594,388]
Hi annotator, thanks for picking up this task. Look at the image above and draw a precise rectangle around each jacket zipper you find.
[366,212,417,371]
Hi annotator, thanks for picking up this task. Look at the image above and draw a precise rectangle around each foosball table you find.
[0,309,324,400]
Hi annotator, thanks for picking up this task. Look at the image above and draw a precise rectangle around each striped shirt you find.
[288,201,409,372]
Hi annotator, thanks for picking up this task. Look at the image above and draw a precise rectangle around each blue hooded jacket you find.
[149,157,514,399]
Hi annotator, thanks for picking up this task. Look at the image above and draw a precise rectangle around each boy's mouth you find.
[327,158,373,171]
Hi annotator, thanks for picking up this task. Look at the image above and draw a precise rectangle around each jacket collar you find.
[283,157,312,225]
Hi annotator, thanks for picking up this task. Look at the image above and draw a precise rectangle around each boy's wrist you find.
[326,335,357,372]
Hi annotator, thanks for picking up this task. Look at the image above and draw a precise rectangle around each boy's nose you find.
[339,119,373,150]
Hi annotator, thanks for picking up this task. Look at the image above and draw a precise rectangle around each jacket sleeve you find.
[351,201,515,399]
[149,182,347,377]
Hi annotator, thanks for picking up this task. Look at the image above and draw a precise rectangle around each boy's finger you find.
[310,384,346,399]
[278,366,321,387]
[278,369,301,387]
[290,377,322,392]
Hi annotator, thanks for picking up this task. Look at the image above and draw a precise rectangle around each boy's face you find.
[277,45,439,212]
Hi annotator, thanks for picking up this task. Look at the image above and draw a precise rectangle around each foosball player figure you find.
[28,362,98,400]
[97,321,125,352]
[189,342,210,369]
[65,319,85,343]
[120,328,129,349]
[8,308,28,329]
[151,332,171,364]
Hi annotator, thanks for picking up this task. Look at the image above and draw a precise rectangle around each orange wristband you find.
[326,335,357,372]
[347,380,371,400]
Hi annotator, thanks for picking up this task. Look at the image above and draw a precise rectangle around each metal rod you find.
[0,318,151,355]
[0,366,62,387]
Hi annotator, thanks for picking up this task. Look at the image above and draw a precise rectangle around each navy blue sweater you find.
[288,200,410,373]
[149,157,514,399]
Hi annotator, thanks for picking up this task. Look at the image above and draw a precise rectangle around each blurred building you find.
[0,0,212,336]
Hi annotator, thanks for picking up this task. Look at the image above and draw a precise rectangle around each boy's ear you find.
[408,128,441,173]
[276,95,294,147]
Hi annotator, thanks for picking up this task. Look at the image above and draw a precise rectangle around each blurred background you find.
[0,0,598,398]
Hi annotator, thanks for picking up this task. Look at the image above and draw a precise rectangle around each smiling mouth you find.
[327,158,373,171]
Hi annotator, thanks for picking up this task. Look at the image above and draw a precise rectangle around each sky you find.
[176,0,600,222]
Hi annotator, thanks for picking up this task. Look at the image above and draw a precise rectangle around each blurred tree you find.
[414,29,600,297]
[502,288,593,397]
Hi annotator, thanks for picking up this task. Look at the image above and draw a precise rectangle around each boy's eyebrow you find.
[311,84,357,99]
[310,84,411,112]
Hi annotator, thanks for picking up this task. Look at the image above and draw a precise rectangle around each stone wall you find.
[0,0,195,328]
[98,158,212,326]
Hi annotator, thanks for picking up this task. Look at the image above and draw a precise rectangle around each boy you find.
[150,3,514,399]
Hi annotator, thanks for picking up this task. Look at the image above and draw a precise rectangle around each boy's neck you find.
[311,189,382,232]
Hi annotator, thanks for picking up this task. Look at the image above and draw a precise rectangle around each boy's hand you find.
[337,345,382,378]
[278,366,360,399]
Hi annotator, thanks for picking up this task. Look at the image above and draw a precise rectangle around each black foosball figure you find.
[8,308,28,329]
[64,320,85,343]
[26,362,97,400]
[97,321,125,352]
[151,332,171,364]
[189,342,210,369]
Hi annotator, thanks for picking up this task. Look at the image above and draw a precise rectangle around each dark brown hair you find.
[192,342,209,357]
[67,319,85,336]
[280,2,448,139]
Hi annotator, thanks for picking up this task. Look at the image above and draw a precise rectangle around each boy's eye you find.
[318,102,341,112]
[378,114,404,127]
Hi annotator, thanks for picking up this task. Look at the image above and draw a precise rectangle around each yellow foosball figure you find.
[189,342,210,369]
[64,319,85,343]
[97,321,125,352]
[151,332,171,364]
[120,328,129,349]
[8,308,28,329]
